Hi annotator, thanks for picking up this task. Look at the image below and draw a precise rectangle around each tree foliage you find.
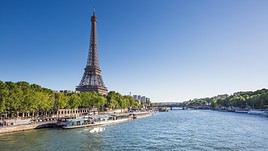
[183,89,268,109]
[0,81,141,114]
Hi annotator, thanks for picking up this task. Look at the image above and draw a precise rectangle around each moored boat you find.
[61,116,95,129]
[235,110,248,114]
[59,111,153,129]
[62,115,108,129]
[159,107,169,112]
[61,114,131,129]
[248,110,266,116]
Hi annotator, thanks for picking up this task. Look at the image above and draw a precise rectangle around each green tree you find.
[54,93,68,109]
[93,95,107,109]
[0,81,8,112]
[67,93,81,109]
[211,99,217,108]
[107,91,120,109]
[36,92,52,111]
[6,82,24,117]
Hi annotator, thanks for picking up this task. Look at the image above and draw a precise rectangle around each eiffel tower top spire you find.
[76,9,108,95]
[93,7,96,16]
[87,9,99,68]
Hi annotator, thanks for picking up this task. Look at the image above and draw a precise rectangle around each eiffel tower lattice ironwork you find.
[76,11,108,95]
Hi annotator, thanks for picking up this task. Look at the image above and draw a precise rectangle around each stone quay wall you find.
[0,121,57,134]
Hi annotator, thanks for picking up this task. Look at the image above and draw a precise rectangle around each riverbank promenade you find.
[0,109,152,134]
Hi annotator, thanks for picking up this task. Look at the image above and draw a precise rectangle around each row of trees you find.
[0,81,141,114]
[183,89,268,109]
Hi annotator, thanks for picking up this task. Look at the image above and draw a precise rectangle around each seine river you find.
[0,110,268,151]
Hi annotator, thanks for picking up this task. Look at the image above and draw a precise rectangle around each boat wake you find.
[89,127,105,133]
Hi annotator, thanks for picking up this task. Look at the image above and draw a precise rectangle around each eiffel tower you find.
[76,11,108,95]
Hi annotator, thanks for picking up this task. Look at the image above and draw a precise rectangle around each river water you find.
[0,110,268,151]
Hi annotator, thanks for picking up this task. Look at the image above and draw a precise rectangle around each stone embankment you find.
[0,111,153,134]
[0,121,57,134]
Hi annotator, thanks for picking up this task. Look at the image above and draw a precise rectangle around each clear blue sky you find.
[1,0,268,102]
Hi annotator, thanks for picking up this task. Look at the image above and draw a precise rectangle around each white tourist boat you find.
[61,114,131,129]
[59,111,153,129]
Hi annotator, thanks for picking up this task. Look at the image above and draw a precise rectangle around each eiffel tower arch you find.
[76,11,108,95]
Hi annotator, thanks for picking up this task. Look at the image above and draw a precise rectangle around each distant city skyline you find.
[1,0,268,102]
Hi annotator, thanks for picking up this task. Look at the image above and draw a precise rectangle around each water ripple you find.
[0,110,268,151]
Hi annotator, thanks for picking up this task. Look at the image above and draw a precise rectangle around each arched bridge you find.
[151,102,184,110]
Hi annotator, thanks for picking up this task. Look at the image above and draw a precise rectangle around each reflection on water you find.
[0,110,268,151]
